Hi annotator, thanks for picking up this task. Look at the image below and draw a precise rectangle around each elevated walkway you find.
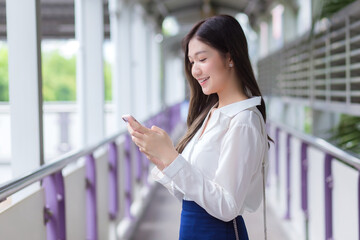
[133,183,290,240]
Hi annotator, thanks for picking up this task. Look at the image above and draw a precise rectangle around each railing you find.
[0,102,183,240]
[257,0,360,116]
[0,102,118,165]
[267,120,360,240]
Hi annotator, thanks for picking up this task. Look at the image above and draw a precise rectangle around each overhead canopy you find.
[0,0,110,39]
[0,0,291,40]
[140,0,273,33]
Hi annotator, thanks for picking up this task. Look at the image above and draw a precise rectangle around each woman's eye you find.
[200,58,207,62]
[189,61,194,65]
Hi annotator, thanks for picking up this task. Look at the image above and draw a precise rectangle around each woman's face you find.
[188,37,232,95]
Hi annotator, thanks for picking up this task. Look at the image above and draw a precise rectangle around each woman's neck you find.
[217,91,248,109]
[216,74,248,108]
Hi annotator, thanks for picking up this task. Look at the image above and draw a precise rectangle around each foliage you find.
[310,0,356,36]
[316,0,356,19]
[327,115,360,155]
[0,47,9,101]
[310,0,359,156]
[0,48,112,102]
[42,50,77,101]
[104,59,112,101]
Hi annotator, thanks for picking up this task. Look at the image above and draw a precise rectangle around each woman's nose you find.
[192,63,202,78]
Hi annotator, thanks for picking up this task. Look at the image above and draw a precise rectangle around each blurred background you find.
[0,0,359,239]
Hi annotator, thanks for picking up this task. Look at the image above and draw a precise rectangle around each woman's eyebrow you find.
[188,50,207,58]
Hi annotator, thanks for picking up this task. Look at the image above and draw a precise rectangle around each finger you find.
[131,131,144,139]
[131,136,145,148]
[128,117,150,134]
[127,124,136,135]
[139,147,152,158]
[151,125,164,134]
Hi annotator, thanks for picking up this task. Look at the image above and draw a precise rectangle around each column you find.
[109,0,133,131]
[150,31,162,114]
[75,0,105,147]
[6,0,44,181]
[131,5,148,121]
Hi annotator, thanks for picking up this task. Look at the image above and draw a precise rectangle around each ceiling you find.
[0,0,110,40]
[140,0,273,33]
[0,0,277,40]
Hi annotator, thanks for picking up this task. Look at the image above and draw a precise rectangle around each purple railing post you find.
[86,154,98,240]
[275,127,280,193]
[169,103,180,131]
[136,147,143,184]
[141,118,154,188]
[324,153,333,240]
[43,171,66,240]
[165,108,171,133]
[301,142,309,218]
[124,134,133,219]
[143,152,150,187]
[301,142,309,240]
[109,142,119,220]
[284,133,291,220]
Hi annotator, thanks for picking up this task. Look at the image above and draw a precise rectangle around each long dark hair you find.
[176,15,272,153]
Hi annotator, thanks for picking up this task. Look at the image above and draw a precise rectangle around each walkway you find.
[132,183,290,240]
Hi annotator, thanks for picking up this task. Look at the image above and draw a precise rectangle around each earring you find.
[229,63,233,67]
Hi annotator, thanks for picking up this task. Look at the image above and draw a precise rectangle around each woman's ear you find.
[226,53,233,68]
[225,53,234,67]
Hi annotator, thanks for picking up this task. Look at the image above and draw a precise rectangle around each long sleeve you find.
[151,166,185,201]
[161,124,265,222]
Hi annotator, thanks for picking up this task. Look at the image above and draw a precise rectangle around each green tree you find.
[0,47,9,102]
[42,50,77,101]
[1,47,112,102]
[327,115,360,155]
[104,60,112,101]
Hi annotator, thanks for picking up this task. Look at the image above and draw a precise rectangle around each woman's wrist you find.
[159,150,179,171]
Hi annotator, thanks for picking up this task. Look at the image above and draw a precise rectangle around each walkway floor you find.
[132,183,289,240]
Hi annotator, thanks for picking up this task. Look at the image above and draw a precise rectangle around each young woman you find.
[125,14,271,240]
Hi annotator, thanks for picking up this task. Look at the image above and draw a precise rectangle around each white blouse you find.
[151,96,269,222]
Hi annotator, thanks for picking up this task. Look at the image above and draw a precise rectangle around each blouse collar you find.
[211,96,262,118]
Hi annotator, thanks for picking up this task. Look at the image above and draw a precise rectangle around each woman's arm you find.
[125,115,265,221]
[162,124,265,221]
[151,166,185,201]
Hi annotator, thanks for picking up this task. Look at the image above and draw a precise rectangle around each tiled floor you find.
[132,183,289,240]
[132,184,182,240]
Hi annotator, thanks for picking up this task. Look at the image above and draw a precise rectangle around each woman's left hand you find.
[126,116,179,171]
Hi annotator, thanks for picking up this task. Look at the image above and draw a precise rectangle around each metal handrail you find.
[0,100,182,202]
[270,120,360,170]
[0,129,126,202]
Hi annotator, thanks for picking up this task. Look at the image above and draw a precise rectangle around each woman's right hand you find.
[124,115,178,170]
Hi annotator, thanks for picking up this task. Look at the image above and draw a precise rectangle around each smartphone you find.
[122,114,137,124]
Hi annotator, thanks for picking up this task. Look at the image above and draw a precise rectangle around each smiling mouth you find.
[199,77,209,85]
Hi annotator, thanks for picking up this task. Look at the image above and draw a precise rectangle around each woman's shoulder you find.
[228,107,263,131]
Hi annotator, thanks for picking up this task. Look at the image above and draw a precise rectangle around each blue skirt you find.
[179,200,249,240]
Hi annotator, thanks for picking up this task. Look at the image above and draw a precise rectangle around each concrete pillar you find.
[150,29,162,115]
[6,0,44,184]
[283,103,306,131]
[131,5,148,121]
[282,4,297,43]
[75,0,105,147]
[145,18,153,116]
[109,0,133,131]
[312,109,340,139]
[164,53,185,106]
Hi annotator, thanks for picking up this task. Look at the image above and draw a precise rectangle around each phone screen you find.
[122,114,135,123]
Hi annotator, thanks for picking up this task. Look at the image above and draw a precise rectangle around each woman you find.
[125,14,271,240]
